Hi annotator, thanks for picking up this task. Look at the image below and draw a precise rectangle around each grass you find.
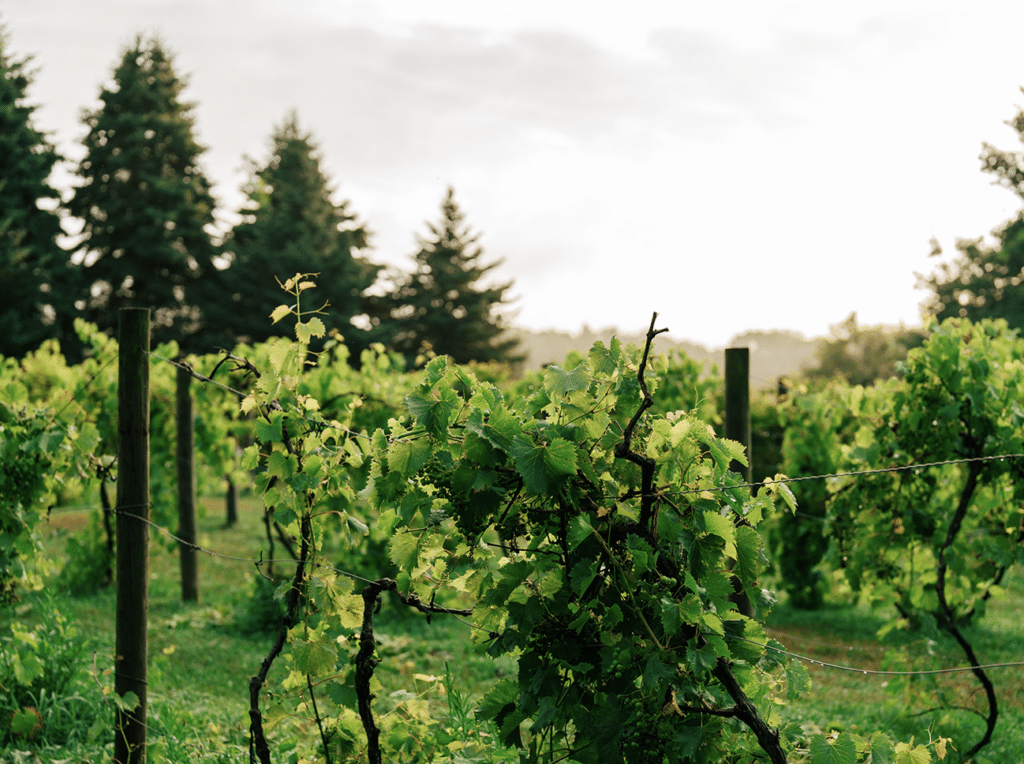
[763,568,1024,763]
[4,496,514,762]
[3,498,1022,762]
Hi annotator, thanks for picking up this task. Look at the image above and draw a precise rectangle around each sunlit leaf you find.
[270,304,292,324]
[544,363,591,399]
[809,733,857,764]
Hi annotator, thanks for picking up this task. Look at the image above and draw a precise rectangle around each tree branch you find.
[935,458,998,760]
[615,312,668,531]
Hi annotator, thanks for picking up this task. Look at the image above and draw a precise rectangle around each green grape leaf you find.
[588,338,621,376]
[602,603,623,630]
[786,659,812,700]
[701,511,737,558]
[387,438,431,478]
[642,654,676,692]
[255,413,283,444]
[687,640,720,675]
[809,733,857,764]
[544,363,591,399]
[511,436,577,495]
[405,388,459,439]
[678,594,702,624]
[701,570,734,608]
[511,435,548,494]
[305,317,326,338]
[476,677,519,723]
[868,733,894,764]
[893,742,931,764]
[735,525,765,583]
[389,533,420,572]
[627,534,656,575]
[568,515,594,551]
[38,429,64,454]
[270,305,292,324]
[267,337,295,375]
[267,451,293,480]
[490,561,533,603]
[12,651,43,685]
[114,691,140,712]
[10,707,40,737]
[378,508,401,536]
[570,559,598,596]
[723,618,766,663]
[292,636,337,677]
[544,438,578,477]
[660,598,681,635]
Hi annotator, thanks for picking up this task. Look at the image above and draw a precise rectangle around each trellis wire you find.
[85,348,1024,680]
[82,503,1024,679]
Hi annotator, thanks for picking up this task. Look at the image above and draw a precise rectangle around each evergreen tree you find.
[211,112,377,349]
[921,97,1024,328]
[67,35,219,350]
[0,26,67,357]
[805,312,925,385]
[369,186,521,366]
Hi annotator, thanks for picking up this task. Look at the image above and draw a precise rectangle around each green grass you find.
[764,568,1024,763]
[4,496,515,762]
[4,499,1022,762]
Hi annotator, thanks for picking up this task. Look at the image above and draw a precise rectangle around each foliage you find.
[0,25,68,358]
[648,348,722,425]
[920,97,1024,331]
[0,346,102,602]
[826,318,1024,759]
[17,277,1024,762]
[367,185,522,366]
[67,34,220,352]
[806,313,925,386]
[361,336,805,763]
[768,382,864,609]
[0,596,105,751]
[212,111,379,353]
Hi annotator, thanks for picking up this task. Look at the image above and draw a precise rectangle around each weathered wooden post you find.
[115,308,150,764]
[724,347,752,484]
[176,364,199,602]
[724,347,754,617]
[226,477,239,527]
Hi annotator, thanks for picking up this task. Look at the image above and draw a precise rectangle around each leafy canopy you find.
[67,34,219,351]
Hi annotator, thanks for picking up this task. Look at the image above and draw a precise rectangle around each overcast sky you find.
[4,0,1024,347]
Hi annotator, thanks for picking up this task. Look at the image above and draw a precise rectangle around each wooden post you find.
[724,347,754,618]
[226,477,238,527]
[724,348,752,484]
[115,308,150,764]
[176,364,199,602]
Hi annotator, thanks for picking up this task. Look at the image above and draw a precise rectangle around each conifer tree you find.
[369,186,521,366]
[67,35,219,350]
[211,112,377,349]
[0,26,66,357]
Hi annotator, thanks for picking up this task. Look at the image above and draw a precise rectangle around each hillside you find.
[511,326,820,389]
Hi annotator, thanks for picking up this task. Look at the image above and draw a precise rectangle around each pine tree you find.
[0,25,66,357]
[67,35,219,350]
[369,186,521,366]
[211,111,377,349]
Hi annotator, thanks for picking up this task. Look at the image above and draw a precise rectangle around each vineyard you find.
[2,282,1024,764]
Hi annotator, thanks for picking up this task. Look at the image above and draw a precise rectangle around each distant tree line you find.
[0,29,521,366]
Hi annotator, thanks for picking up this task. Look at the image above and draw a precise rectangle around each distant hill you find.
[510,326,820,390]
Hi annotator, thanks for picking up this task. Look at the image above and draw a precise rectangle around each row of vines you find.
[2,277,1023,763]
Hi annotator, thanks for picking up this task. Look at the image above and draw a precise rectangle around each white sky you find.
[4,0,1024,347]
